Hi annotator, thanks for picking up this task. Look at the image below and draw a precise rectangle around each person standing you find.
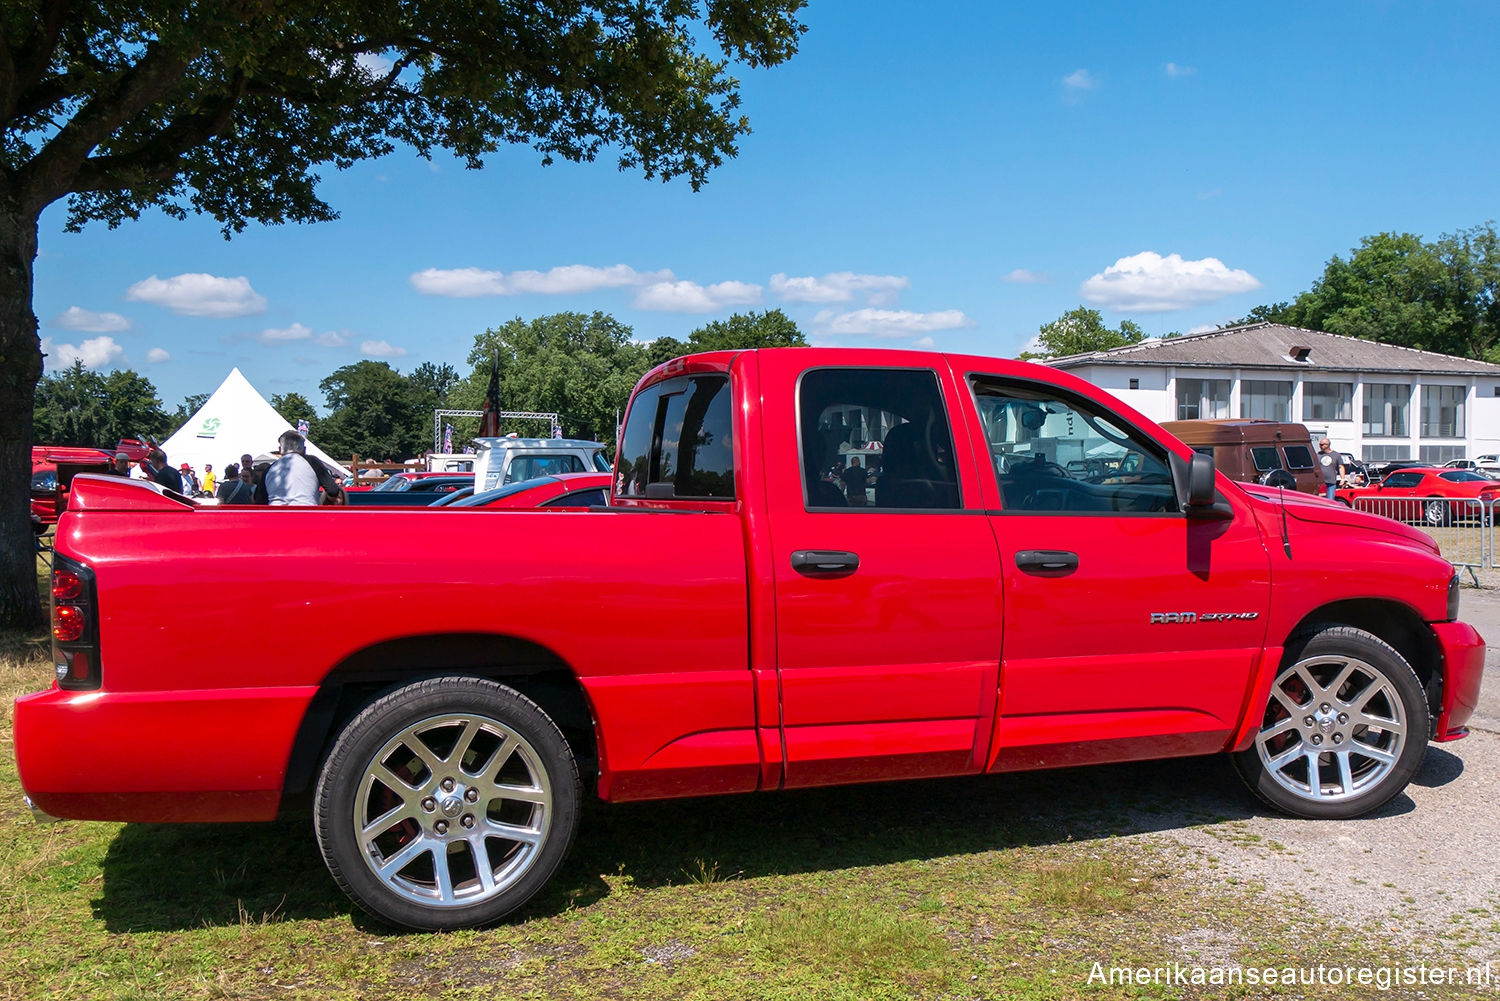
[218,464,255,504]
[147,449,184,493]
[202,463,216,495]
[840,457,870,506]
[255,430,343,505]
[109,451,132,477]
[1316,437,1345,501]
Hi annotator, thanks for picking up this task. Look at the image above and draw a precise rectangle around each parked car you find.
[18,347,1484,933]
[1335,466,1500,525]
[1442,458,1500,480]
[30,446,114,530]
[1159,419,1319,494]
[437,472,612,509]
[471,437,611,492]
[344,473,474,506]
[1338,452,1370,486]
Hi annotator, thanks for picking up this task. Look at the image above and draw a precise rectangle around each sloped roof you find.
[1047,323,1500,376]
[159,368,350,477]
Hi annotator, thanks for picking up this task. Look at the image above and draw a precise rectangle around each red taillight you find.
[53,568,83,601]
[53,604,85,642]
[69,651,92,683]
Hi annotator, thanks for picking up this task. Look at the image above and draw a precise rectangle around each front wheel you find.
[1424,498,1450,526]
[314,677,580,930]
[1232,626,1428,819]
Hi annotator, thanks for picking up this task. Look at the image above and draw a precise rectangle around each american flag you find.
[296,418,309,435]
[443,423,454,452]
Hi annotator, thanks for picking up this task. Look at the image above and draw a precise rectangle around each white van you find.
[471,437,612,492]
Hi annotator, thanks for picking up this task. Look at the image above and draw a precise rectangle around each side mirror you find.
[1170,451,1225,517]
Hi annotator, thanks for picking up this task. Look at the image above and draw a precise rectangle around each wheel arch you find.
[279,632,599,812]
[1284,599,1443,730]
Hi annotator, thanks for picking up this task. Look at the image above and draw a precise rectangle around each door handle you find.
[791,550,860,576]
[1014,549,1079,576]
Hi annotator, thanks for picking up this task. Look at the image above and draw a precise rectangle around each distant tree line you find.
[32,309,805,458]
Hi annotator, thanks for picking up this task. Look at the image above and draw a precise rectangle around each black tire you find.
[1423,498,1450,527]
[314,676,580,930]
[1232,625,1428,819]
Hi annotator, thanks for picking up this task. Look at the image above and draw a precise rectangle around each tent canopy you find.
[159,368,349,477]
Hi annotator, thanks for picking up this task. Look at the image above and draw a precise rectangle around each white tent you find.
[159,368,349,478]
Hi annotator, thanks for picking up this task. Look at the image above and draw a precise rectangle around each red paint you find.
[13,348,1485,825]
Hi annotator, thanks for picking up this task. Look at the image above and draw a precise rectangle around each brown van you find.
[1159,419,1320,494]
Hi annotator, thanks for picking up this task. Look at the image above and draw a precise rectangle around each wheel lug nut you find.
[1310,734,1323,745]
[464,788,479,803]
[441,777,456,792]
[1337,713,1349,725]
[434,820,449,834]
[1304,715,1315,727]
[1320,703,1331,713]
[1332,734,1344,745]
[421,797,436,812]
[461,814,476,829]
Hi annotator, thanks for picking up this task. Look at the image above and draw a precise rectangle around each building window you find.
[1303,382,1352,421]
[1362,384,1409,437]
[1420,385,1465,438]
[1129,378,1139,390]
[1175,378,1230,420]
[1239,380,1292,422]
[1420,445,1466,464]
[1363,445,1411,462]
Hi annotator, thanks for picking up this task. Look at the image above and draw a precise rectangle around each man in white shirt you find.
[259,431,323,505]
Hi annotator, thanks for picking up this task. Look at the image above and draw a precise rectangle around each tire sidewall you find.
[314,677,580,931]
[1233,626,1429,820]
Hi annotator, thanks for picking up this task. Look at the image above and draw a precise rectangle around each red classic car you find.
[1335,466,1500,525]
[30,446,115,530]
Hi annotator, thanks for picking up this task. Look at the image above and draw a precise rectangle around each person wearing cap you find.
[148,449,185,493]
[178,462,200,495]
[108,451,132,477]
[202,463,216,495]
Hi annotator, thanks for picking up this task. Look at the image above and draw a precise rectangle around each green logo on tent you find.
[196,417,221,439]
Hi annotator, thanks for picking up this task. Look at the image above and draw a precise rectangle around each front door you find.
[759,353,1005,788]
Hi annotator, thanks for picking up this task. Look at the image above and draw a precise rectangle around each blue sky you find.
[33,1,1500,413]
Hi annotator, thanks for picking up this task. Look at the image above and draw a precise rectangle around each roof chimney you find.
[1288,345,1312,363]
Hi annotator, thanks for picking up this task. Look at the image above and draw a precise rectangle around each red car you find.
[17,347,1485,932]
[30,446,114,530]
[1335,466,1500,525]
[433,472,612,509]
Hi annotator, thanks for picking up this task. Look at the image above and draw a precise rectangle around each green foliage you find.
[1227,302,1297,327]
[316,361,429,459]
[1266,224,1500,359]
[407,362,460,407]
[1022,307,1146,359]
[172,393,209,427]
[685,308,807,351]
[33,363,170,447]
[268,392,315,427]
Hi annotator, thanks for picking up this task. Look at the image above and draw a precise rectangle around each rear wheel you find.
[314,677,580,930]
[1232,626,1427,819]
[1423,498,1450,526]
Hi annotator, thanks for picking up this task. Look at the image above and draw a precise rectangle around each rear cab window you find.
[1282,445,1315,470]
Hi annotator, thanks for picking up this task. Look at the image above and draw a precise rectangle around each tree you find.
[0,2,807,628]
[172,392,209,428]
[453,312,650,445]
[269,391,316,427]
[686,308,806,351]
[408,362,460,407]
[1226,302,1296,328]
[316,362,429,460]
[33,362,170,446]
[1022,307,1146,359]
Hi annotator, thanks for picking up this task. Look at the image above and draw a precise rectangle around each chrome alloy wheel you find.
[1254,655,1407,804]
[1424,499,1447,526]
[354,713,553,908]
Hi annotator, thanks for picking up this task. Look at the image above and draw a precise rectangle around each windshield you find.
[373,476,411,492]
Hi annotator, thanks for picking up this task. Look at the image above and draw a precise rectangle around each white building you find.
[1047,323,1500,464]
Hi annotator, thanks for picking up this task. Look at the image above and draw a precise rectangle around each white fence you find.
[1350,495,1493,581]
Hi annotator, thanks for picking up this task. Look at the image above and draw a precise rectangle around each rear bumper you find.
[1432,620,1485,741]
[13,684,315,823]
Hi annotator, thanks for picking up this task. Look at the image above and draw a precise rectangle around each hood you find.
[1239,483,1441,555]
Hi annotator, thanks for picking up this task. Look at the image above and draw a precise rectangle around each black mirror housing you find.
[1171,451,1229,518]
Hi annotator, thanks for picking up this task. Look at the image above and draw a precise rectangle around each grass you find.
[2,555,1493,997]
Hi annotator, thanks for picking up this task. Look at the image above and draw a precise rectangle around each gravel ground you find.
[1120,587,1500,963]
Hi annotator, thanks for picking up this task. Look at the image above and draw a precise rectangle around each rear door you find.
[759,352,1005,788]
[955,371,1273,772]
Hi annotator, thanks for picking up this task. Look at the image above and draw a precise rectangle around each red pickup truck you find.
[15,348,1485,931]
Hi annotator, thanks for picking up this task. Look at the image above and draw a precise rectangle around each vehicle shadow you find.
[95,749,1442,933]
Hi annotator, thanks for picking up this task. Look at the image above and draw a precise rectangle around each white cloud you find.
[257,322,313,343]
[632,279,762,313]
[1001,269,1048,285]
[913,336,936,349]
[1165,62,1195,77]
[355,52,393,76]
[361,339,408,358]
[813,308,972,339]
[41,335,124,369]
[769,272,908,306]
[145,347,171,363]
[125,273,267,317]
[1080,252,1262,313]
[410,264,671,297]
[1187,324,1219,335]
[1062,68,1097,93]
[316,329,351,347]
[54,306,130,333]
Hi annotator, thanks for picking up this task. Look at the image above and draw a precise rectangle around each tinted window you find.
[1440,470,1488,483]
[616,375,734,499]
[31,470,56,492]
[971,379,1178,514]
[543,488,608,508]
[1250,447,1284,472]
[592,453,612,473]
[1283,445,1315,470]
[799,368,959,510]
[1382,473,1423,488]
[504,453,586,485]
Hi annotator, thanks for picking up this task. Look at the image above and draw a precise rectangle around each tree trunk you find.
[0,193,45,632]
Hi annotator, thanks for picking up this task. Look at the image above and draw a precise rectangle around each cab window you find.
[616,375,734,499]
[1382,472,1423,488]
[1283,445,1315,470]
[1250,447,1284,472]
[971,378,1178,514]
